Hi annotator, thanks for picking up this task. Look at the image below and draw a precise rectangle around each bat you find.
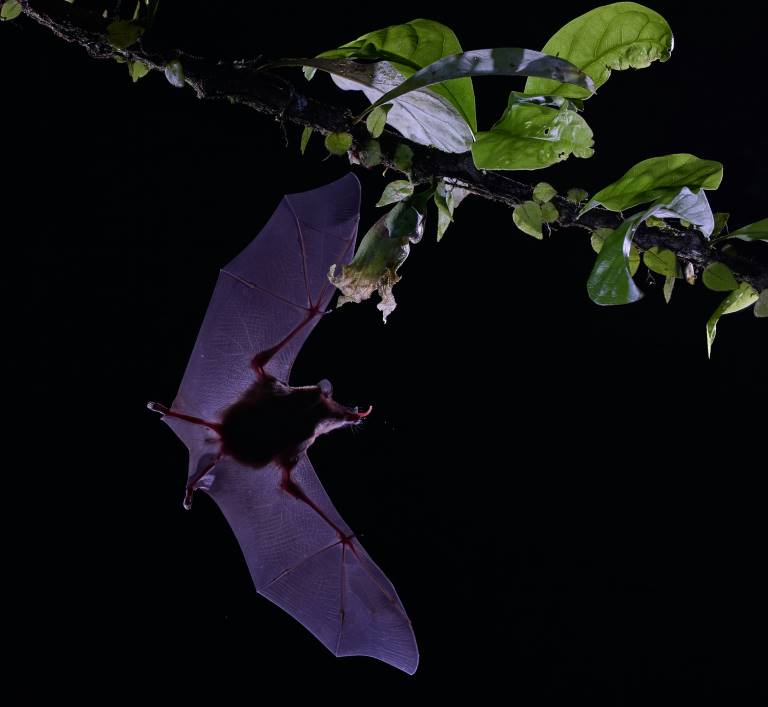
[147,174,418,674]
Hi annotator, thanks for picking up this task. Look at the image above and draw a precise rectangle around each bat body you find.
[148,174,418,674]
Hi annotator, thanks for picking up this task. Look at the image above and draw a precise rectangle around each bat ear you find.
[285,173,361,229]
[318,379,333,397]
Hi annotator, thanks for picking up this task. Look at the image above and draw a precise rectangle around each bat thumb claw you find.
[147,401,169,415]
[183,489,194,510]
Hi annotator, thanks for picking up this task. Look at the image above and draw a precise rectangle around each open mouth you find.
[345,404,373,421]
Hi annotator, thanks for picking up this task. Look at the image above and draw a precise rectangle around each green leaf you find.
[434,191,452,241]
[590,228,614,253]
[317,19,477,132]
[524,2,673,100]
[360,47,593,120]
[706,282,759,357]
[566,187,589,204]
[663,275,675,304]
[713,212,730,237]
[106,20,144,49]
[0,0,21,21]
[303,66,316,81]
[164,60,185,88]
[702,262,738,291]
[587,186,720,305]
[300,126,313,155]
[541,202,559,223]
[582,153,723,216]
[533,182,557,203]
[644,215,666,229]
[393,144,413,173]
[291,57,473,153]
[128,60,150,83]
[754,289,768,318]
[472,99,593,171]
[385,202,421,239]
[587,215,645,305]
[324,131,353,155]
[643,246,676,277]
[434,179,470,241]
[513,201,544,239]
[365,104,392,138]
[722,218,768,243]
[628,244,640,276]
[358,139,382,167]
[376,180,413,207]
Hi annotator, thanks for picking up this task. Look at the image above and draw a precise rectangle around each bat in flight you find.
[148,174,418,674]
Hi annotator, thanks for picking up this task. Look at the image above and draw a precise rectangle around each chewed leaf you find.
[329,201,423,322]
[472,99,593,171]
[360,47,593,119]
[292,58,474,153]
[702,262,738,291]
[706,282,759,357]
[524,2,673,100]
[316,18,476,133]
[581,154,722,216]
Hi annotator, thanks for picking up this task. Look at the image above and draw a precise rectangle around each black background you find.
[5,2,767,701]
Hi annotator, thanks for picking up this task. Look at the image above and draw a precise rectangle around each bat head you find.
[313,378,372,437]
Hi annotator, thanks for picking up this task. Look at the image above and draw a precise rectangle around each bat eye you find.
[318,379,333,397]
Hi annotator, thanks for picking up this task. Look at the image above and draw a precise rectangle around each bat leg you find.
[278,459,354,545]
[184,452,223,510]
[147,401,221,433]
[250,309,320,381]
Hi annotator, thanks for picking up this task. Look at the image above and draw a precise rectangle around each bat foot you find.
[147,401,169,415]
[183,488,194,510]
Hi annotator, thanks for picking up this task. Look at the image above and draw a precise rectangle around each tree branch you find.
[19,0,768,291]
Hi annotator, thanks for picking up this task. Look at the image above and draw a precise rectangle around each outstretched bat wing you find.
[170,173,361,424]
[200,453,418,674]
[161,174,418,673]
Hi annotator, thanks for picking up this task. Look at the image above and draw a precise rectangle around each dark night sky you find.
[6,2,767,701]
